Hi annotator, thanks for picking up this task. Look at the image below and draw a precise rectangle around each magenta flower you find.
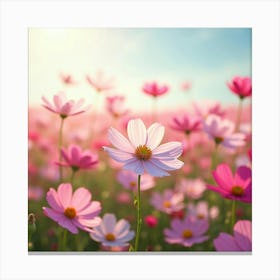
[164,217,209,247]
[150,189,184,214]
[103,118,184,177]
[144,215,158,228]
[227,76,252,99]
[207,163,252,203]
[56,145,98,171]
[117,170,155,191]
[86,71,114,93]
[43,183,102,234]
[105,95,129,118]
[214,220,252,251]
[89,213,135,247]
[142,81,169,98]
[170,113,201,135]
[203,114,245,148]
[41,92,90,118]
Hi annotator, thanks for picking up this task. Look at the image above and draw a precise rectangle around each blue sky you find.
[29,28,251,111]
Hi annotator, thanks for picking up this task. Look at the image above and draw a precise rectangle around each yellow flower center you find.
[64,207,76,219]
[231,186,244,196]
[105,233,116,241]
[214,136,224,145]
[135,145,152,161]
[163,200,171,208]
[182,229,193,239]
[197,213,205,219]
[130,181,136,188]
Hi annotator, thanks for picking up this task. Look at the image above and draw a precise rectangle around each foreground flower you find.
[105,95,129,118]
[207,163,252,203]
[142,81,169,97]
[203,114,245,149]
[164,217,209,247]
[175,178,206,200]
[170,113,201,135]
[227,76,252,99]
[214,220,252,251]
[56,145,99,171]
[103,118,184,177]
[90,213,135,248]
[43,183,101,234]
[41,92,90,118]
[117,170,155,191]
[150,189,184,214]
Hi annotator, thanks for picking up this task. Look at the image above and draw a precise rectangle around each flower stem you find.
[235,98,243,132]
[211,143,219,171]
[70,170,76,186]
[59,228,68,251]
[58,117,65,181]
[231,200,236,230]
[134,175,142,251]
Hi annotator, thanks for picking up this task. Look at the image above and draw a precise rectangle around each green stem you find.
[134,175,142,251]
[70,169,76,186]
[231,200,236,230]
[211,143,219,171]
[235,98,243,132]
[59,229,68,251]
[58,117,65,181]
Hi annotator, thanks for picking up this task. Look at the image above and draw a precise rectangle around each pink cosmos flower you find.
[170,113,201,135]
[214,220,252,251]
[117,170,155,191]
[175,178,206,200]
[103,118,184,177]
[105,95,129,118]
[187,201,219,220]
[227,76,252,98]
[144,215,158,228]
[194,102,226,119]
[203,114,246,149]
[89,213,135,247]
[60,73,77,85]
[86,71,114,93]
[142,81,169,98]
[207,163,252,203]
[41,92,90,118]
[164,217,209,247]
[150,189,184,214]
[56,145,99,171]
[43,183,102,234]
[181,81,192,92]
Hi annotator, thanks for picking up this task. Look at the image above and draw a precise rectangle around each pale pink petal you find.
[114,219,130,237]
[73,216,101,228]
[57,183,72,208]
[46,188,64,212]
[103,147,134,162]
[102,214,117,233]
[58,217,79,234]
[43,207,64,222]
[142,160,170,177]
[234,220,252,251]
[151,158,184,171]
[71,187,92,211]
[152,142,183,159]
[214,233,240,251]
[146,123,165,150]
[108,127,134,153]
[78,201,101,219]
[127,119,147,147]
[123,159,144,175]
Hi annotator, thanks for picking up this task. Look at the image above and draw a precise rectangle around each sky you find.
[29,28,251,112]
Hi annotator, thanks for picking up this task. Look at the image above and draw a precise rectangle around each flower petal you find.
[123,159,144,175]
[152,142,183,159]
[103,147,134,162]
[234,220,252,251]
[108,127,134,153]
[214,233,240,251]
[46,188,64,212]
[71,187,92,211]
[146,123,165,150]
[142,160,170,177]
[127,119,147,147]
[57,183,73,208]
[102,214,117,233]
[212,164,234,190]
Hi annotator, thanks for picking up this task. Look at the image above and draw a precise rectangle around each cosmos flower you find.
[56,145,99,171]
[105,95,129,118]
[60,73,77,85]
[43,183,102,234]
[227,76,252,99]
[86,71,114,93]
[180,81,192,92]
[144,215,158,228]
[214,220,252,251]
[103,118,184,177]
[207,163,252,203]
[41,92,90,118]
[170,113,201,135]
[186,201,219,220]
[203,114,246,149]
[194,102,226,119]
[142,81,169,98]
[164,216,209,247]
[175,178,206,200]
[117,170,155,191]
[89,213,135,247]
[150,189,184,214]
